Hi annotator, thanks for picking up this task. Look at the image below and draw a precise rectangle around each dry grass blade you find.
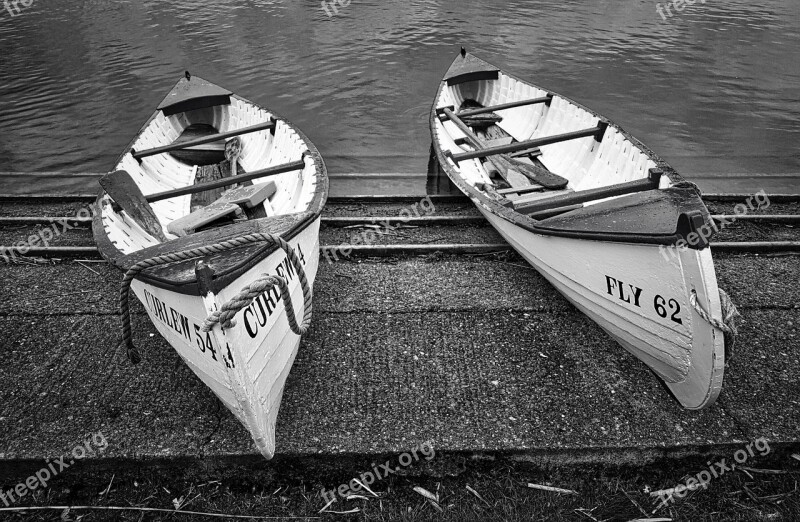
[574,508,599,521]
[649,482,704,499]
[742,485,760,502]
[346,495,370,501]
[318,498,335,513]
[622,490,649,518]
[76,260,101,276]
[413,486,438,502]
[527,483,578,495]
[738,466,794,475]
[0,505,317,519]
[465,485,490,506]
[427,499,443,512]
[627,518,672,522]
[353,478,378,498]
[99,474,115,497]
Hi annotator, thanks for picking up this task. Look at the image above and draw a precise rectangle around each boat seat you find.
[167,182,277,237]
[168,202,241,237]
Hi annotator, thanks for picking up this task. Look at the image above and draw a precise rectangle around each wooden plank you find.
[441,108,484,150]
[167,202,240,237]
[497,184,544,195]
[216,182,277,208]
[146,158,305,203]
[517,170,662,216]
[512,189,574,207]
[460,113,503,128]
[508,147,542,159]
[190,163,229,211]
[452,123,608,163]
[99,170,167,241]
[132,120,276,160]
[441,95,553,119]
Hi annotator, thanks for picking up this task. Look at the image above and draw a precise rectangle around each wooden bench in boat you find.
[168,182,277,237]
[437,94,553,119]
[132,120,277,160]
[449,122,609,163]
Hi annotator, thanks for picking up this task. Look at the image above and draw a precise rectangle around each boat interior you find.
[432,53,712,243]
[99,77,322,258]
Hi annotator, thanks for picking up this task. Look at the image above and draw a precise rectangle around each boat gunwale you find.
[430,53,710,249]
[92,78,328,297]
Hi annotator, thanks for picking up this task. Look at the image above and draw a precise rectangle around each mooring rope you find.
[689,288,740,361]
[119,233,311,364]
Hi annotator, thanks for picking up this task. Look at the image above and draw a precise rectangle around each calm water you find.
[0,0,798,193]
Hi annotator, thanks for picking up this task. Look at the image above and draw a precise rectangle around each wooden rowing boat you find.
[430,50,737,409]
[93,74,328,457]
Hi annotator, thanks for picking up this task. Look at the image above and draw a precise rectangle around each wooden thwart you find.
[132,120,276,160]
[517,169,663,216]
[451,122,608,163]
[438,95,553,119]
[101,158,303,240]
[146,158,305,203]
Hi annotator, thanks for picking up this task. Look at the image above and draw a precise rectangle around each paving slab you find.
[0,257,797,475]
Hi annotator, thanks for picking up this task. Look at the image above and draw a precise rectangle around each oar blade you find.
[507,158,569,189]
[100,170,168,241]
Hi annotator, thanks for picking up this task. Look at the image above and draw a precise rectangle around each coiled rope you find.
[689,288,740,361]
[119,233,311,364]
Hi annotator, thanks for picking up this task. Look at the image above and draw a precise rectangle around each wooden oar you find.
[99,172,168,241]
[517,169,663,216]
[101,156,306,239]
[131,120,276,160]
[441,108,569,189]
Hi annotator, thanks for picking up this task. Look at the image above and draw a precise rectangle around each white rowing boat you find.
[93,74,327,457]
[430,50,737,409]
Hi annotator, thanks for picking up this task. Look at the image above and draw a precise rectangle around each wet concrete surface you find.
[0,201,798,474]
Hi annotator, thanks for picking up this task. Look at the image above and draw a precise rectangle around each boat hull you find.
[478,205,724,409]
[130,217,321,458]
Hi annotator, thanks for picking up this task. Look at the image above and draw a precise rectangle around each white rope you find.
[690,288,740,361]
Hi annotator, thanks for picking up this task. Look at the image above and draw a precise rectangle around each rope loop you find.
[689,288,740,361]
[118,233,312,363]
